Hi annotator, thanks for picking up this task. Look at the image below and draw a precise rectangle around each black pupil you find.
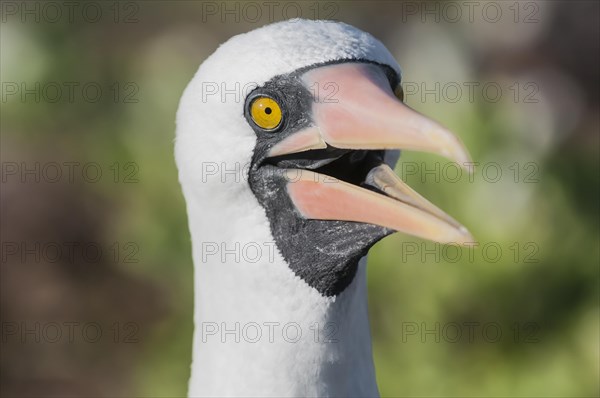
[265,107,272,115]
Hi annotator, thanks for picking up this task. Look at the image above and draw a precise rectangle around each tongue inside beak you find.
[268,62,474,245]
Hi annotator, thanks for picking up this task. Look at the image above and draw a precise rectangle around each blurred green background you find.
[1,1,598,397]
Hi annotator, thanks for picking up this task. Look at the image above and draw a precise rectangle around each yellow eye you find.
[250,96,282,130]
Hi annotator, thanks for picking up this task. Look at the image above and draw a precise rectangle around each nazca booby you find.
[176,19,473,397]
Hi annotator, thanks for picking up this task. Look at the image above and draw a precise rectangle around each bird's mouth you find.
[263,63,474,245]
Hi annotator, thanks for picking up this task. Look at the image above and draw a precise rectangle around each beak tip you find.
[448,141,473,172]
[458,227,477,246]
[459,152,474,173]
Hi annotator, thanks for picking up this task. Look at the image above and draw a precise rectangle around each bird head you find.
[176,19,473,297]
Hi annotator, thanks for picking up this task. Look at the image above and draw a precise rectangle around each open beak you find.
[267,63,474,245]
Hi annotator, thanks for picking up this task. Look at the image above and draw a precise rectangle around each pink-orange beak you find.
[267,63,474,245]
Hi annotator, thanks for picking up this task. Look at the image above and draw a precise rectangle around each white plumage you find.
[176,20,392,397]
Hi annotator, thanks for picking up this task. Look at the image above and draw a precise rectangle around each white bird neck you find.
[183,196,379,397]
